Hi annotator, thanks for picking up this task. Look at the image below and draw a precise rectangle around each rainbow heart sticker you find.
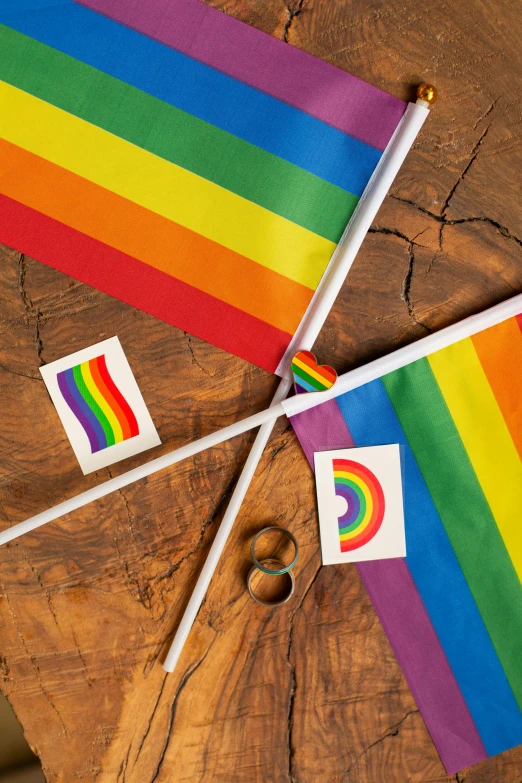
[291,350,337,394]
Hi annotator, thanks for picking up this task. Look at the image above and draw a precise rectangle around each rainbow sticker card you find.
[40,337,161,474]
[314,445,406,565]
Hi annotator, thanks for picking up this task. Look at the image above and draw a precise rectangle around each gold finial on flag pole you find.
[417,83,437,105]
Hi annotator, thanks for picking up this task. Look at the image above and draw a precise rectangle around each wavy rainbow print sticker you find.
[333,459,385,552]
[57,355,139,453]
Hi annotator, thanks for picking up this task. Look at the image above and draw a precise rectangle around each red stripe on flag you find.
[0,195,291,373]
[96,355,140,438]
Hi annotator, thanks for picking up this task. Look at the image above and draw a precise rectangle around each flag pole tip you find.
[417,83,437,104]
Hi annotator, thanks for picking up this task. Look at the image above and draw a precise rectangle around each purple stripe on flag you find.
[291,398,355,462]
[290,398,488,774]
[57,368,100,453]
[76,0,406,151]
[357,561,487,773]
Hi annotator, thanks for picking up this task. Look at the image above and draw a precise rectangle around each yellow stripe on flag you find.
[0,80,335,289]
[428,339,522,580]
[81,361,123,443]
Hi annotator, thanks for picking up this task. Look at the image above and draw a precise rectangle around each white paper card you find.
[314,445,406,565]
[40,337,161,474]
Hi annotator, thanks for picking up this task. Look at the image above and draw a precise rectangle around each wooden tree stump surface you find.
[1,1,521,781]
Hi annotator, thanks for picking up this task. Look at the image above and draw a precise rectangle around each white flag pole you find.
[2,87,436,673]
[162,90,432,672]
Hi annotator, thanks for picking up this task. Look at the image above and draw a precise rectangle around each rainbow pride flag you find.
[290,312,522,773]
[57,355,139,454]
[0,0,405,373]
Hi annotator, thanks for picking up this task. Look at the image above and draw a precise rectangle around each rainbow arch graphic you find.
[333,458,385,552]
[57,354,139,453]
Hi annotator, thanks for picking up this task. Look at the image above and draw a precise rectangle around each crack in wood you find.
[286,563,322,783]
[184,331,213,376]
[117,744,132,783]
[148,644,213,783]
[71,627,92,688]
[340,708,420,779]
[0,362,41,381]
[381,120,495,260]
[359,708,419,756]
[34,309,45,367]
[131,671,168,772]
[390,193,522,257]
[282,0,305,42]
[0,655,9,681]
[402,233,432,334]
[17,253,31,321]
[106,468,154,610]
[113,533,154,611]
[368,226,412,244]
[17,253,46,367]
[29,559,61,631]
[368,227,432,332]
[472,97,499,131]
[441,123,492,219]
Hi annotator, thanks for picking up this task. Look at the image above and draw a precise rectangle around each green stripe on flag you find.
[383,358,522,709]
[0,23,357,243]
[73,364,115,447]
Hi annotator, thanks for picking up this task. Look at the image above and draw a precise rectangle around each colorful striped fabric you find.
[290,312,522,773]
[0,0,406,373]
[57,355,139,453]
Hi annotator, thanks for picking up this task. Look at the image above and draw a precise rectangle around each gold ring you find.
[247,559,295,607]
[250,526,299,575]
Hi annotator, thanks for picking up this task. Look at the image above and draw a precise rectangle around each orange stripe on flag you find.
[472,317,522,460]
[88,356,131,441]
[0,139,313,335]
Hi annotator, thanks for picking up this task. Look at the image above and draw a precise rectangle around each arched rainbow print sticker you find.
[40,336,161,474]
[333,458,385,552]
[313,445,405,565]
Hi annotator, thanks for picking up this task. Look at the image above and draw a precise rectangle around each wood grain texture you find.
[0,0,521,781]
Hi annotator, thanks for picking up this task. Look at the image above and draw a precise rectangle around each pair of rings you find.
[247,526,299,607]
